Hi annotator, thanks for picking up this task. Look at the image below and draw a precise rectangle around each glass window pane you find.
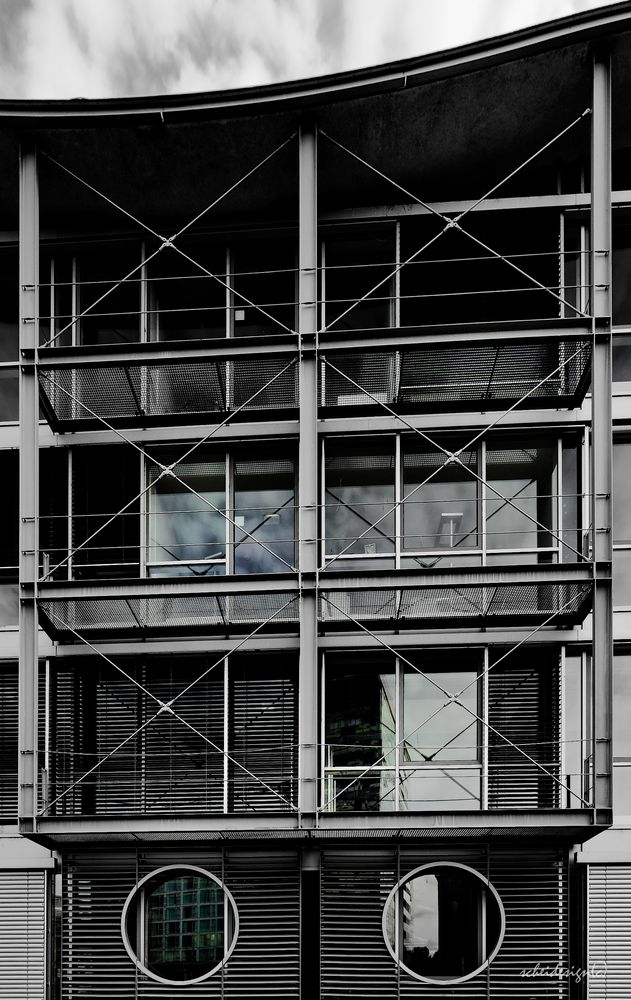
[402,667,479,762]
[384,866,503,983]
[613,217,631,326]
[325,660,396,768]
[0,369,18,421]
[614,655,631,758]
[325,440,395,559]
[233,457,294,573]
[148,238,226,341]
[398,769,481,810]
[329,773,395,812]
[614,766,631,818]
[562,439,581,561]
[0,246,18,360]
[324,227,394,331]
[613,550,631,606]
[148,454,226,575]
[614,441,631,543]
[78,242,141,345]
[232,237,295,337]
[613,335,631,380]
[403,443,478,553]
[485,440,555,551]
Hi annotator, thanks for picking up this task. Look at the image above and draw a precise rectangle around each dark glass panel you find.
[148,238,226,341]
[72,446,140,578]
[402,441,478,554]
[325,660,395,769]
[233,456,295,573]
[324,227,394,332]
[148,452,225,575]
[325,439,395,560]
[385,866,502,982]
[232,236,295,337]
[78,241,141,345]
[0,246,18,360]
[485,439,556,552]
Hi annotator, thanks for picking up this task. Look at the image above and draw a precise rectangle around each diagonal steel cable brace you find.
[38,358,298,579]
[39,595,299,815]
[318,594,589,810]
[319,348,588,570]
[380,586,591,765]
[40,133,297,347]
[319,109,590,331]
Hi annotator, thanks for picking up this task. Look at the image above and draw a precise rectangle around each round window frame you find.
[381,861,506,986]
[120,864,239,986]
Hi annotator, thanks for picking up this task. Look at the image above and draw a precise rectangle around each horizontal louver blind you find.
[0,666,18,821]
[0,870,47,1000]
[230,664,297,811]
[321,847,568,999]
[588,865,631,999]
[488,651,560,808]
[62,850,300,999]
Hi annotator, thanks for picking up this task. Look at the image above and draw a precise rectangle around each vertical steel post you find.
[298,121,318,817]
[591,47,613,818]
[18,143,40,827]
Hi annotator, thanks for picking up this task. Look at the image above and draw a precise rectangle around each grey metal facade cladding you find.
[4,2,631,998]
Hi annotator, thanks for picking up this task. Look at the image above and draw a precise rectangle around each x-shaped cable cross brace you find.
[319,341,590,573]
[319,108,591,333]
[39,131,298,349]
[318,593,591,812]
[38,357,298,582]
[38,595,300,817]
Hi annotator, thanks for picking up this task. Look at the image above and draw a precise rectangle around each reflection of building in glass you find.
[2,3,631,995]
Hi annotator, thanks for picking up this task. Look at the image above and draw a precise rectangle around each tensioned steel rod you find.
[39,595,299,815]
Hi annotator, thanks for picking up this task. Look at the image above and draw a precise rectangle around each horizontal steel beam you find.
[318,563,593,591]
[23,808,603,843]
[36,574,300,600]
[319,321,591,352]
[35,562,593,603]
[36,337,298,368]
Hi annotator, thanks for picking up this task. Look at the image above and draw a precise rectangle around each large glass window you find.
[383,863,504,984]
[324,433,579,569]
[613,440,631,607]
[324,439,395,567]
[402,441,478,565]
[147,449,295,577]
[147,453,226,577]
[122,866,238,985]
[323,652,481,812]
[614,653,631,820]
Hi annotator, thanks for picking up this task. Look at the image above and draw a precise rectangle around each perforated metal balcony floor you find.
[35,322,592,431]
[35,564,593,639]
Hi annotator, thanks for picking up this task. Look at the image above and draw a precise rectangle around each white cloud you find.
[0,0,620,100]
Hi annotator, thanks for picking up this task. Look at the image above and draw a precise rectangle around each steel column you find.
[591,47,613,817]
[298,121,319,817]
[18,143,39,828]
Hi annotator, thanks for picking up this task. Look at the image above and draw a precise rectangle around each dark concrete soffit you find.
[1,1,631,126]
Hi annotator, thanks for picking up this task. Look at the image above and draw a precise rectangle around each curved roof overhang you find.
[1,2,631,231]
[0,0,630,126]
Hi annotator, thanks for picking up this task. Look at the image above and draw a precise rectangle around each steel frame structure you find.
[17,51,612,859]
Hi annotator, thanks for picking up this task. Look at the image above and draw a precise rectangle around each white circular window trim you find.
[120,864,239,986]
[381,861,506,986]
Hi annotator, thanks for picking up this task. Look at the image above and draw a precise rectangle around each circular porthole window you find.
[121,865,238,985]
[382,862,505,985]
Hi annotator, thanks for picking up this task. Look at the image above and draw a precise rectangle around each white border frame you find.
[381,860,506,986]
[120,864,239,985]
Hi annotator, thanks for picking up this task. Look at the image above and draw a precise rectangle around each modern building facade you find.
[3,3,631,997]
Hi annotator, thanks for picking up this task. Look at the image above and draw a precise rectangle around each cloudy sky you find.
[0,0,621,101]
